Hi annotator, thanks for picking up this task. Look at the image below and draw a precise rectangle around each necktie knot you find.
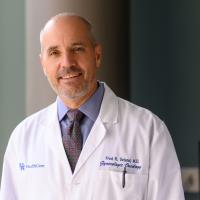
[67,109,83,123]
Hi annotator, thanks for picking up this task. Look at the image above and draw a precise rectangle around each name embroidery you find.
[100,156,142,171]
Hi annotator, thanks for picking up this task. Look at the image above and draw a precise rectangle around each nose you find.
[61,52,76,68]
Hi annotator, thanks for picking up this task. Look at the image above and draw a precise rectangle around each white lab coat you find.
[0,83,184,200]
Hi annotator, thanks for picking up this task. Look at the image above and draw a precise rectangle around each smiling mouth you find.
[60,72,82,80]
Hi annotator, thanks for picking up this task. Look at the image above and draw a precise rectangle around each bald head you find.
[40,13,96,52]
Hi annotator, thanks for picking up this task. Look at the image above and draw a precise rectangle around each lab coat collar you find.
[53,82,119,125]
[98,82,118,124]
[39,82,119,136]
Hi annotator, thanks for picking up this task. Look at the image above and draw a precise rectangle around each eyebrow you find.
[47,46,59,53]
[71,42,86,46]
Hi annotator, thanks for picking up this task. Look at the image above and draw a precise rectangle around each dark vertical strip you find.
[198,141,200,199]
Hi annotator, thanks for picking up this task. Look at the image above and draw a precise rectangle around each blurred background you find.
[0,0,200,199]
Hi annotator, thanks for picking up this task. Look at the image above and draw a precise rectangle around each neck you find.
[59,83,98,109]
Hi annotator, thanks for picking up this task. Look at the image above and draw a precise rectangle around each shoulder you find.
[118,97,165,127]
[9,102,57,142]
[116,96,172,150]
[17,102,56,128]
[118,97,157,120]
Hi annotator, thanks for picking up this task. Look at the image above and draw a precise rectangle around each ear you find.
[95,44,102,68]
[39,53,47,76]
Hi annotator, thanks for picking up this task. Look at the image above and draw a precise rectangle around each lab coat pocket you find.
[93,169,148,200]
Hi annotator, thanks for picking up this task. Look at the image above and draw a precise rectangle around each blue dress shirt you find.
[57,82,105,145]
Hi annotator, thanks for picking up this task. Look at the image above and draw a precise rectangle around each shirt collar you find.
[57,82,105,122]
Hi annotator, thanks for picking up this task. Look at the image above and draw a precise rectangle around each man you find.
[0,13,185,199]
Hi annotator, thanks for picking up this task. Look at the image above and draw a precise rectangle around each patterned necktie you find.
[62,109,84,172]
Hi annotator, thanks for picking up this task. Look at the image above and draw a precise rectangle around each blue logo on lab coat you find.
[19,162,45,171]
[19,163,25,171]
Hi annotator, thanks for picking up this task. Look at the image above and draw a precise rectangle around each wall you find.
[130,0,200,199]
[0,0,25,176]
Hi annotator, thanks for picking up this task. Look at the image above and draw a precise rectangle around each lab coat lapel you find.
[74,83,118,174]
[42,103,73,178]
[74,118,106,174]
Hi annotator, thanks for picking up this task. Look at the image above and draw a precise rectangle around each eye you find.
[72,46,85,53]
[49,50,60,56]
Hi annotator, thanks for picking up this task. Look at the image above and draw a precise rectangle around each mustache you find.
[56,66,83,78]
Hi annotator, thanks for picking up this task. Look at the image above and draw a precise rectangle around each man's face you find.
[40,17,101,102]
